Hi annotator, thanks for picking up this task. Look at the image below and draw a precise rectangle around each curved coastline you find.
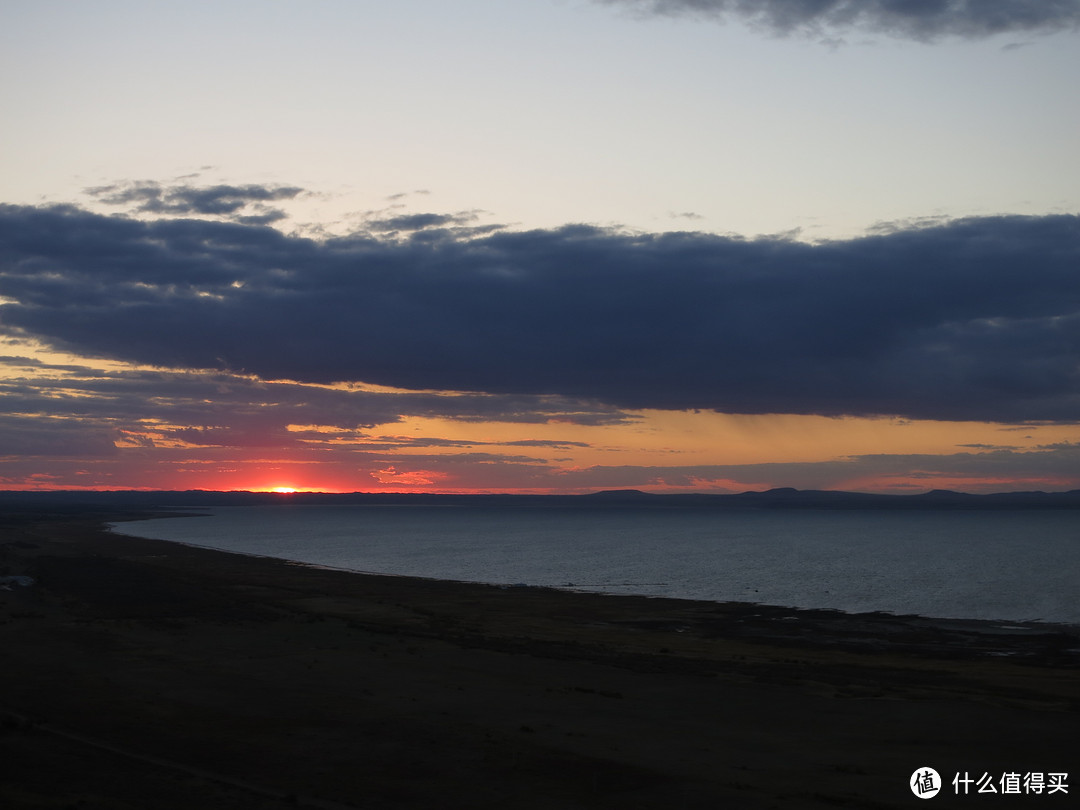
[108,503,1080,626]
[105,511,1080,656]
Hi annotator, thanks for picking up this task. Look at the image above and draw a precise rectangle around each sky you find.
[1,0,1079,494]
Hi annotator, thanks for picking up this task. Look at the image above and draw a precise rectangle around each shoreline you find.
[113,518,1080,643]
[107,519,1080,665]
[108,506,1080,629]
[3,509,1078,808]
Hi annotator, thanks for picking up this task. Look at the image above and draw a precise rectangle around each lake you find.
[112,504,1080,624]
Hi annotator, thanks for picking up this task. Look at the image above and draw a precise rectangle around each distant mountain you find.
[1,487,1079,510]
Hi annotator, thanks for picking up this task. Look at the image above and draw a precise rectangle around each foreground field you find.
[1,510,1077,808]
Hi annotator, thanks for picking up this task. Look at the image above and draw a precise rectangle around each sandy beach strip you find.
[2,508,1077,809]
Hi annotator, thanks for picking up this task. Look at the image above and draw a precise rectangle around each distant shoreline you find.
[3,486,1080,511]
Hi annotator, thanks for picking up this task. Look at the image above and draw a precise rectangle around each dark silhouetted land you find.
[3,486,1080,510]
[1,503,1077,808]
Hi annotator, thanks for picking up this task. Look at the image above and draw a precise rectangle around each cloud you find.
[84,180,304,224]
[364,211,484,234]
[596,0,1080,41]
[1,203,1079,423]
[551,443,1080,493]
[0,415,120,458]
[0,350,622,489]
[0,353,627,458]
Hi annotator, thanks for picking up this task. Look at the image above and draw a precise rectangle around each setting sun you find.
[270,487,297,494]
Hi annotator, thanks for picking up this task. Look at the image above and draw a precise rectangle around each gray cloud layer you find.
[0,354,626,456]
[85,181,304,225]
[2,203,1078,423]
[597,0,1080,40]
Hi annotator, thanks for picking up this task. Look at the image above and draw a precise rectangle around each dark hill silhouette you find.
[1,488,1079,511]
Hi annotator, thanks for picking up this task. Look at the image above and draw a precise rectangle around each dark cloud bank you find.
[597,0,1080,40]
[1,202,1079,423]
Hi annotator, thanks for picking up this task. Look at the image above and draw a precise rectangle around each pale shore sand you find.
[2,509,1078,809]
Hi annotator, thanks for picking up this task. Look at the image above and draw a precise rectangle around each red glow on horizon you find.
[247,483,343,494]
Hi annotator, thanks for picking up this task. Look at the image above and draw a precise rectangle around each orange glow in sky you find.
[3,340,1079,495]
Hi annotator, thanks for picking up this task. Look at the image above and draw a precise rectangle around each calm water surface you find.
[113,505,1080,624]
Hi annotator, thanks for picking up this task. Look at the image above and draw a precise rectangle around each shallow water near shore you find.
[113,505,1080,624]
